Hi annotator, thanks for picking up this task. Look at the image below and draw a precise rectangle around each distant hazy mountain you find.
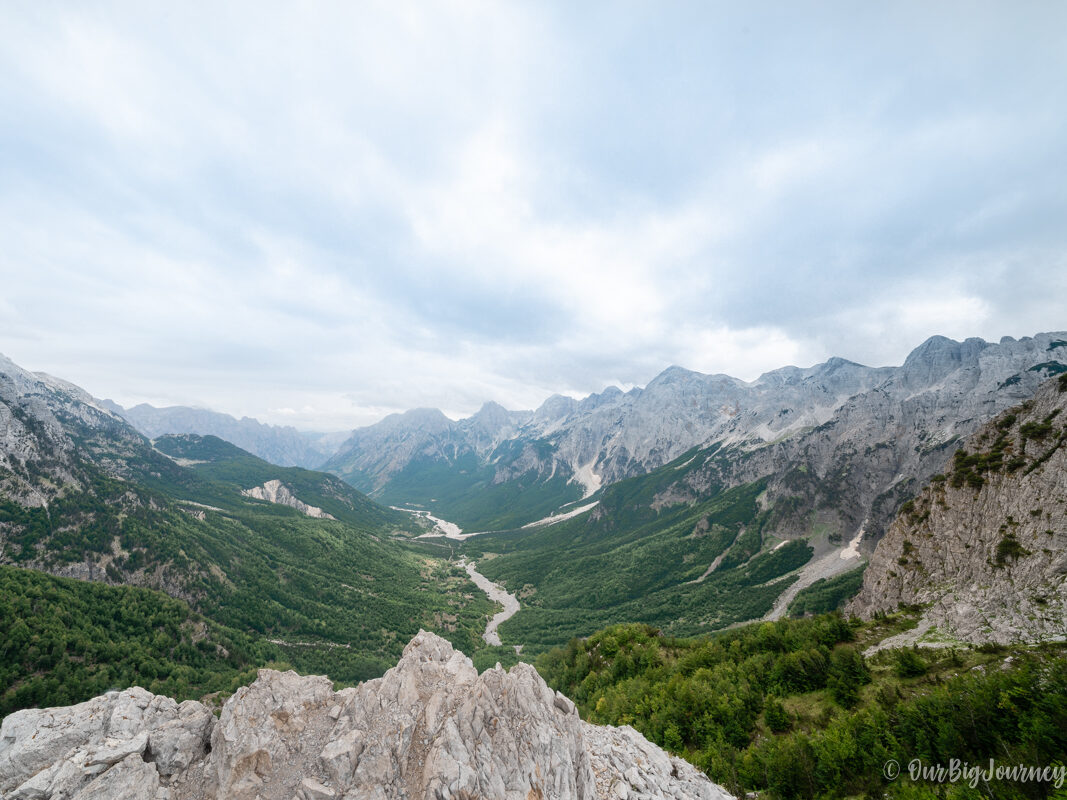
[326,332,1067,532]
[106,401,346,468]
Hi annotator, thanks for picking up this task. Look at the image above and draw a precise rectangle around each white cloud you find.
[0,2,1064,430]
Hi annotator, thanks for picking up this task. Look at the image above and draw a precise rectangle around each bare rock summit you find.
[0,631,732,800]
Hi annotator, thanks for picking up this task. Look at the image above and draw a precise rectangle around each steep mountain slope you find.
[692,333,1067,546]
[457,336,1067,648]
[848,375,1067,643]
[468,455,815,650]
[0,354,156,508]
[0,355,496,682]
[109,401,343,468]
[326,333,1067,531]
[0,632,731,800]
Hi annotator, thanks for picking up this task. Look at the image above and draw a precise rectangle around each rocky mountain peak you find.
[382,407,454,434]
[532,393,580,425]
[577,384,625,412]
[467,400,514,430]
[647,364,695,385]
[0,631,732,800]
[900,334,990,381]
[817,355,864,373]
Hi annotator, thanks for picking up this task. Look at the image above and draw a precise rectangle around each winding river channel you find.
[459,558,521,648]
[392,506,527,649]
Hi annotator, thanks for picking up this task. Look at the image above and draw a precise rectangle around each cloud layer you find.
[1,2,1065,429]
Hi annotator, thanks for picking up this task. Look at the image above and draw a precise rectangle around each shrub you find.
[893,648,927,678]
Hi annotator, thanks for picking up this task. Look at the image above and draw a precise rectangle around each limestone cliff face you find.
[0,632,731,800]
[847,376,1067,644]
[242,479,337,519]
[661,334,1067,549]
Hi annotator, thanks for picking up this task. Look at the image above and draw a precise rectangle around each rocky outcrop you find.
[0,631,730,800]
[0,685,214,800]
[847,376,1067,644]
[242,479,336,519]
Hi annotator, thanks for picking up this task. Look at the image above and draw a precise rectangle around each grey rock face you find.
[0,353,145,508]
[0,686,213,800]
[627,333,1067,552]
[241,479,337,519]
[847,377,1067,644]
[0,632,731,800]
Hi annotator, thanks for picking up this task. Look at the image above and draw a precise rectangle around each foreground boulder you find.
[0,631,731,799]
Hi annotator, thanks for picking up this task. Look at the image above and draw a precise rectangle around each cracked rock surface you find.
[0,631,733,800]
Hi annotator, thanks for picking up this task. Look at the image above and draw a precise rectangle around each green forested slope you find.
[0,565,275,715]
[0,406,499,699]
[3,481,495,685]
[151,433,415,530]
[463,448,815,649]
[538,616,1067,800]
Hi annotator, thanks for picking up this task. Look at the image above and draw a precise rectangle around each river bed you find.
[460,558,520,648]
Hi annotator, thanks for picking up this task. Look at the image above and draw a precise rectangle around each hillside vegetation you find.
[538,615,1067,800]
[0,565,275,716]
[464,448,818,651]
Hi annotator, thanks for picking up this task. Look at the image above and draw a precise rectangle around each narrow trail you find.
[267,639,352,649]
[460,558,521,651]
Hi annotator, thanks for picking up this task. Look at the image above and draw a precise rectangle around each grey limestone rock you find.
[241,479,337,519]
[0,632,734,800]
[847,376,1067,644]
[0,687,212,800]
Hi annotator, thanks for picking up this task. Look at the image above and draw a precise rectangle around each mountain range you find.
[105,334,1067,545]
[0,352,496,684]
[325,332,1067,537]
[7,331,1064,651]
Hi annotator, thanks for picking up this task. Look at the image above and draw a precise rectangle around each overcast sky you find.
[1,2,1065,430]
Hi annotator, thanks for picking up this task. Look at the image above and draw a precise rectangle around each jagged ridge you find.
[325,332,1067,533]
[0,631,731,800]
